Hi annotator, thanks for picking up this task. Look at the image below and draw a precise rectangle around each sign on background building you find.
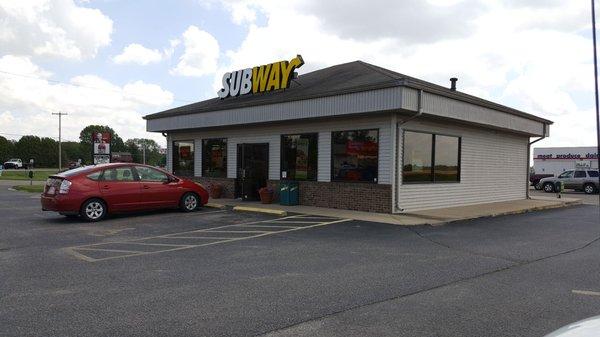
[92,132,111,164]
[533,146,599,176]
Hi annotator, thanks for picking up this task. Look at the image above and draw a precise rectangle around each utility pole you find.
[52,112,68,171]
[592,0,600,207]
[142,144,146,165]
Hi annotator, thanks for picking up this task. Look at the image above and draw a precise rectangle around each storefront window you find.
[402,131,460,183]
[173,141,194,177]
[202,138,227,178]
[281,133,318,180]
[331,129,379,182]
[402,131,432,183]
[434,135,460,182]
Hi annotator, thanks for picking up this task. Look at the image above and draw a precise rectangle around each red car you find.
[41,163,209,221]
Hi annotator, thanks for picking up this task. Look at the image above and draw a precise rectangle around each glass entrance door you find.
[235,143,269,200]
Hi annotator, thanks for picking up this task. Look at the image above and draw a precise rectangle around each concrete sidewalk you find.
[206,196,582,225]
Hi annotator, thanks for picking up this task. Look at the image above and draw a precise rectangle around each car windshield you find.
[9,159,19,161]
[558,171,573,178]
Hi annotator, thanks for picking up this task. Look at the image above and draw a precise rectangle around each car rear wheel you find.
[180,192,199,212]
[583,183,597,195]
[80,198,107,222]
[534,183,542,190]
[543,182,555,193]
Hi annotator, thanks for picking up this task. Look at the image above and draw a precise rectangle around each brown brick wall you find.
[192,177,235,199]
[194,177,392,213]
[297,181,392,213]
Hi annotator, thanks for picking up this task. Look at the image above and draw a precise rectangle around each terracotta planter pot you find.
[259,190,273,204]
[209,184,223,199]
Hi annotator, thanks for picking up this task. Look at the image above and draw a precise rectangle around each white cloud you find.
[209,0,595,147]
[0,55,173,144]
[113,43,163,65]
[163,39,181,59]
[0,0,113,60]
[170,25,220,77]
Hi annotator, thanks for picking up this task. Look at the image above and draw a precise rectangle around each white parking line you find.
[231,224,299,228]
[66,215,352,262]
[572,290,600,296]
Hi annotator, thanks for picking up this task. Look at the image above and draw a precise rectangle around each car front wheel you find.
[543,182,555,193]
[180,192,199,212]
[80,198,107,222]
[534,183,542,190]
[583,183,597,195]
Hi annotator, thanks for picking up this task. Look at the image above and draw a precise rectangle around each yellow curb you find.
[232,206,287,216]
[205,202,226,209]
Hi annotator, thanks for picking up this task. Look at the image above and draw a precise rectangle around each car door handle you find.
[102,185,110,189]
[143,185,150,189]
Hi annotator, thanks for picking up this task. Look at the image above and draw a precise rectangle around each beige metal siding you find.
[194,139,202,177]
[318,131,331,182]
[148,87,402,132]
[400,87,547,136]
[396,119,528,212]
[169,115,393,183]
[166,134,173,173]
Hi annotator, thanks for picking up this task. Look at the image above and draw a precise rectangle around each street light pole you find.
[52,112,68,171]
[592,0,600,206]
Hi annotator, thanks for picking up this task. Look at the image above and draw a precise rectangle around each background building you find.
[533,147,599,176]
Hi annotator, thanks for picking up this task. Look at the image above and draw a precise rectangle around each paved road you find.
[1,187,599,337]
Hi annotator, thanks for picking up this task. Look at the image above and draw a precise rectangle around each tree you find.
[13,136,58,167]
[79,125,126,163]
[124,138,164,166]
[62,141,86,164]
[0,136,15,163]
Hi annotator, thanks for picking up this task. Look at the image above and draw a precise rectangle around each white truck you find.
[3,158,23,169]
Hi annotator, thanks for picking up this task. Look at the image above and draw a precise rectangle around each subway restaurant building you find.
[144,57,552,213]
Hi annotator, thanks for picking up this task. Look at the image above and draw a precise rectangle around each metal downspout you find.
[526,124,547,199]
[394,89,424,212]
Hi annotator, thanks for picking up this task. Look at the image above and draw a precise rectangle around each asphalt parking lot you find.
[1,187,599,337]
[529,187,600,205]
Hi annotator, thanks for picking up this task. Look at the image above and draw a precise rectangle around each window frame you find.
[172,140,195,177]
[330,128,380,184]
[201,138,228,178]
[401,129,461,185]
[280,133,319,181]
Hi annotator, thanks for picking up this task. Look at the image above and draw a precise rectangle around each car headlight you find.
[59,180,72,194]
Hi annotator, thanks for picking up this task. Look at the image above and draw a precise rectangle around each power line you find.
[0,131,79,143]
[0,69,196,105]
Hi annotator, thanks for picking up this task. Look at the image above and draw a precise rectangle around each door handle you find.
[102,185,110,189]
[143,185,150,189]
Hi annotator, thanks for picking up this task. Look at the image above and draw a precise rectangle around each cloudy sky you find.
[0,0,596,148]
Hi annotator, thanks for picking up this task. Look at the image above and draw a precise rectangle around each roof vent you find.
[450,77,458,91]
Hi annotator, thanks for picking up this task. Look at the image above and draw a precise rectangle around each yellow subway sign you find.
[217,55,304,99]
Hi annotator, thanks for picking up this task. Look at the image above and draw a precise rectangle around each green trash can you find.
[280,180,299,206]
